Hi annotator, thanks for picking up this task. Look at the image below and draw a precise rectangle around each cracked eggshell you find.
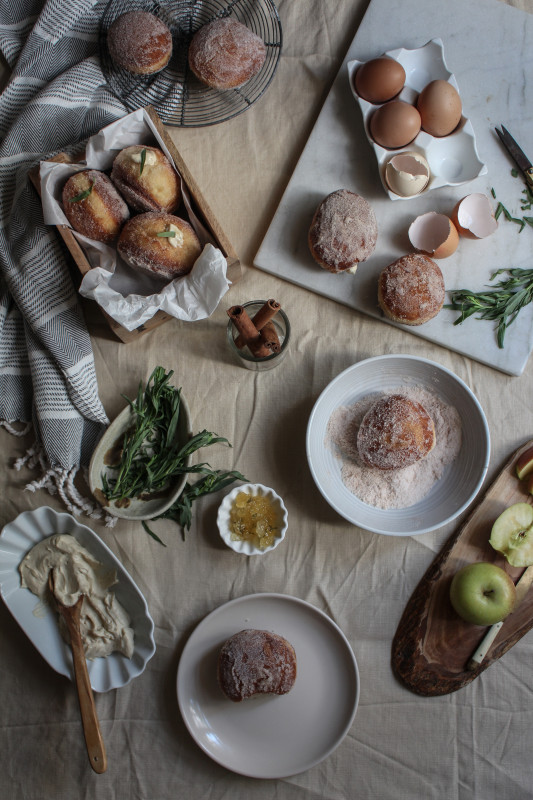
[451,193,499,238]
[408,211,459,259]
[385,152,430,197]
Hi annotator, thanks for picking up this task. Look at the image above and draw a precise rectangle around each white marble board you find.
[254,0,533,376]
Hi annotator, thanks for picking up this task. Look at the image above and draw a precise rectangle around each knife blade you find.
[495,125,533,190]
[467,563,533,671]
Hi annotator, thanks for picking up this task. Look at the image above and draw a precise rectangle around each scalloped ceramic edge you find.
[306,355,490,536]
[88,391,192,521]
[0,506,156,692]
[217,483,288,555]
[347,38,488,200]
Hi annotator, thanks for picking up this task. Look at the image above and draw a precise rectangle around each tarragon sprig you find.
[447,267,533,348]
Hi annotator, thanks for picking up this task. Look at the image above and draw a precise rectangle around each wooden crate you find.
[31,106,241,343]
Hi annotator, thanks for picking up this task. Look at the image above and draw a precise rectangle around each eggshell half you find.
[451,193,499,238]
[408,212,459,258]
[385,152,430,197]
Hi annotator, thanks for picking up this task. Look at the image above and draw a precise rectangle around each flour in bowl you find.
[326,387,462,509]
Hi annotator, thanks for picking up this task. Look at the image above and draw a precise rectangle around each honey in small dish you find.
[229,491,279,550]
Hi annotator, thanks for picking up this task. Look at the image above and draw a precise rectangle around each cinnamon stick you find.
[260,321,281,353]
[234,299,281,349]
[227,305,271,358]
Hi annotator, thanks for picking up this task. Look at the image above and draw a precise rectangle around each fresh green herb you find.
[139,147,147,175]
[491,177,533,231]
[447,267,533,348]
[156,230,176,238]
[101,366,231,502]
[142,469,247,545]
[68,183,93,203]
[494,200,526,231]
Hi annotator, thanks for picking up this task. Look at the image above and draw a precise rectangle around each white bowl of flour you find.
[306,354,490,536]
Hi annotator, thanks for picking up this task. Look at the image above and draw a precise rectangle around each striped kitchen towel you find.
[0,0,125,518]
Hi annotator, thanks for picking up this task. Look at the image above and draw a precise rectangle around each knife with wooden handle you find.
[467,564,533,671]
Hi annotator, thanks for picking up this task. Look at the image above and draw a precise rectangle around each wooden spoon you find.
[48,571,108,773]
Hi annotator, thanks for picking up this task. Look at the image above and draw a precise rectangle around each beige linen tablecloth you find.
[2,1,533,797]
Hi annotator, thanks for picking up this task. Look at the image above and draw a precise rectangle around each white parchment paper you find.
[39,109,231,331]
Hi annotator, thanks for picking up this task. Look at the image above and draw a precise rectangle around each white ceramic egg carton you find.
[347,38,487,201]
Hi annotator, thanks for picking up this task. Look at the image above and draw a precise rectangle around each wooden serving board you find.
[392,438,533,696]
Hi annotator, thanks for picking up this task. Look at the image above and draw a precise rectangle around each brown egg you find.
[354,57,406,103]
[417,80,462,137]
[369,101,421,149]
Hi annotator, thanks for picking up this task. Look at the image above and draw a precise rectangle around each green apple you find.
[516,445,533,480]
[489,502,533,567]
[449,562,516,625]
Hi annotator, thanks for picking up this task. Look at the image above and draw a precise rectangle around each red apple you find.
[516,445,533,480]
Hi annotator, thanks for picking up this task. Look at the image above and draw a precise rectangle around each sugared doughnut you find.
[217,629,297,702]
[188,18,266,90]
[107,11,172,75]
[117,212,202,281]
[111,145,181,214]
[308,189,378,274]
[357,394,436,471]
[378,253,444,326]
[62,169,129,243]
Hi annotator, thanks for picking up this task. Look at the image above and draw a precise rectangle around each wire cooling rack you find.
[99,0,282,127]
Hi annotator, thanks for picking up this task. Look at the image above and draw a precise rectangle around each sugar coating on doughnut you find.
[117,211,201,281]
[62,169,129,243]
[188,18,266,90]
[378,253,444,326]
[217,629,297,702]
[357,394,436,471]
[111,145,181,214]
[107,11,172,75]
[308,189,378,273]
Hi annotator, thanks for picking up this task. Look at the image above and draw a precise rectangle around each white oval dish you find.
[347,38,487,200]
[0,506,156,692]
[176,592,359,778]
[88,391,192,521]
[217,483,288,555]
[306,355,490,536]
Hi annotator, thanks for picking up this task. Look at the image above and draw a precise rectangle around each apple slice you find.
[516,445,533,480]
[489,502,533,567]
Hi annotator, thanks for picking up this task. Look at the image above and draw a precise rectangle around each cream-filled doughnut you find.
[62,169,129,243]
[117,211,202,281]
[111,145,181,214]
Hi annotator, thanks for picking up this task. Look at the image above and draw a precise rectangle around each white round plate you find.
[306,354,490,536]
[177,593,359,778]
[0,506,156,692]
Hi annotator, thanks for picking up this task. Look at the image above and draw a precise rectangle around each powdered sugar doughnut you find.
[107,11,172,75]
[217,629,297,702]
[117,212,201,281]
[62,170,129,243]
[111,145,181,214]
[188,18,266,90]
[357,394,436,471]
[308,189,378,274]
[378,253,444,326]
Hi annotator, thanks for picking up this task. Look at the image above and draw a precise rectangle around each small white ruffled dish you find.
[217,483,288,555]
